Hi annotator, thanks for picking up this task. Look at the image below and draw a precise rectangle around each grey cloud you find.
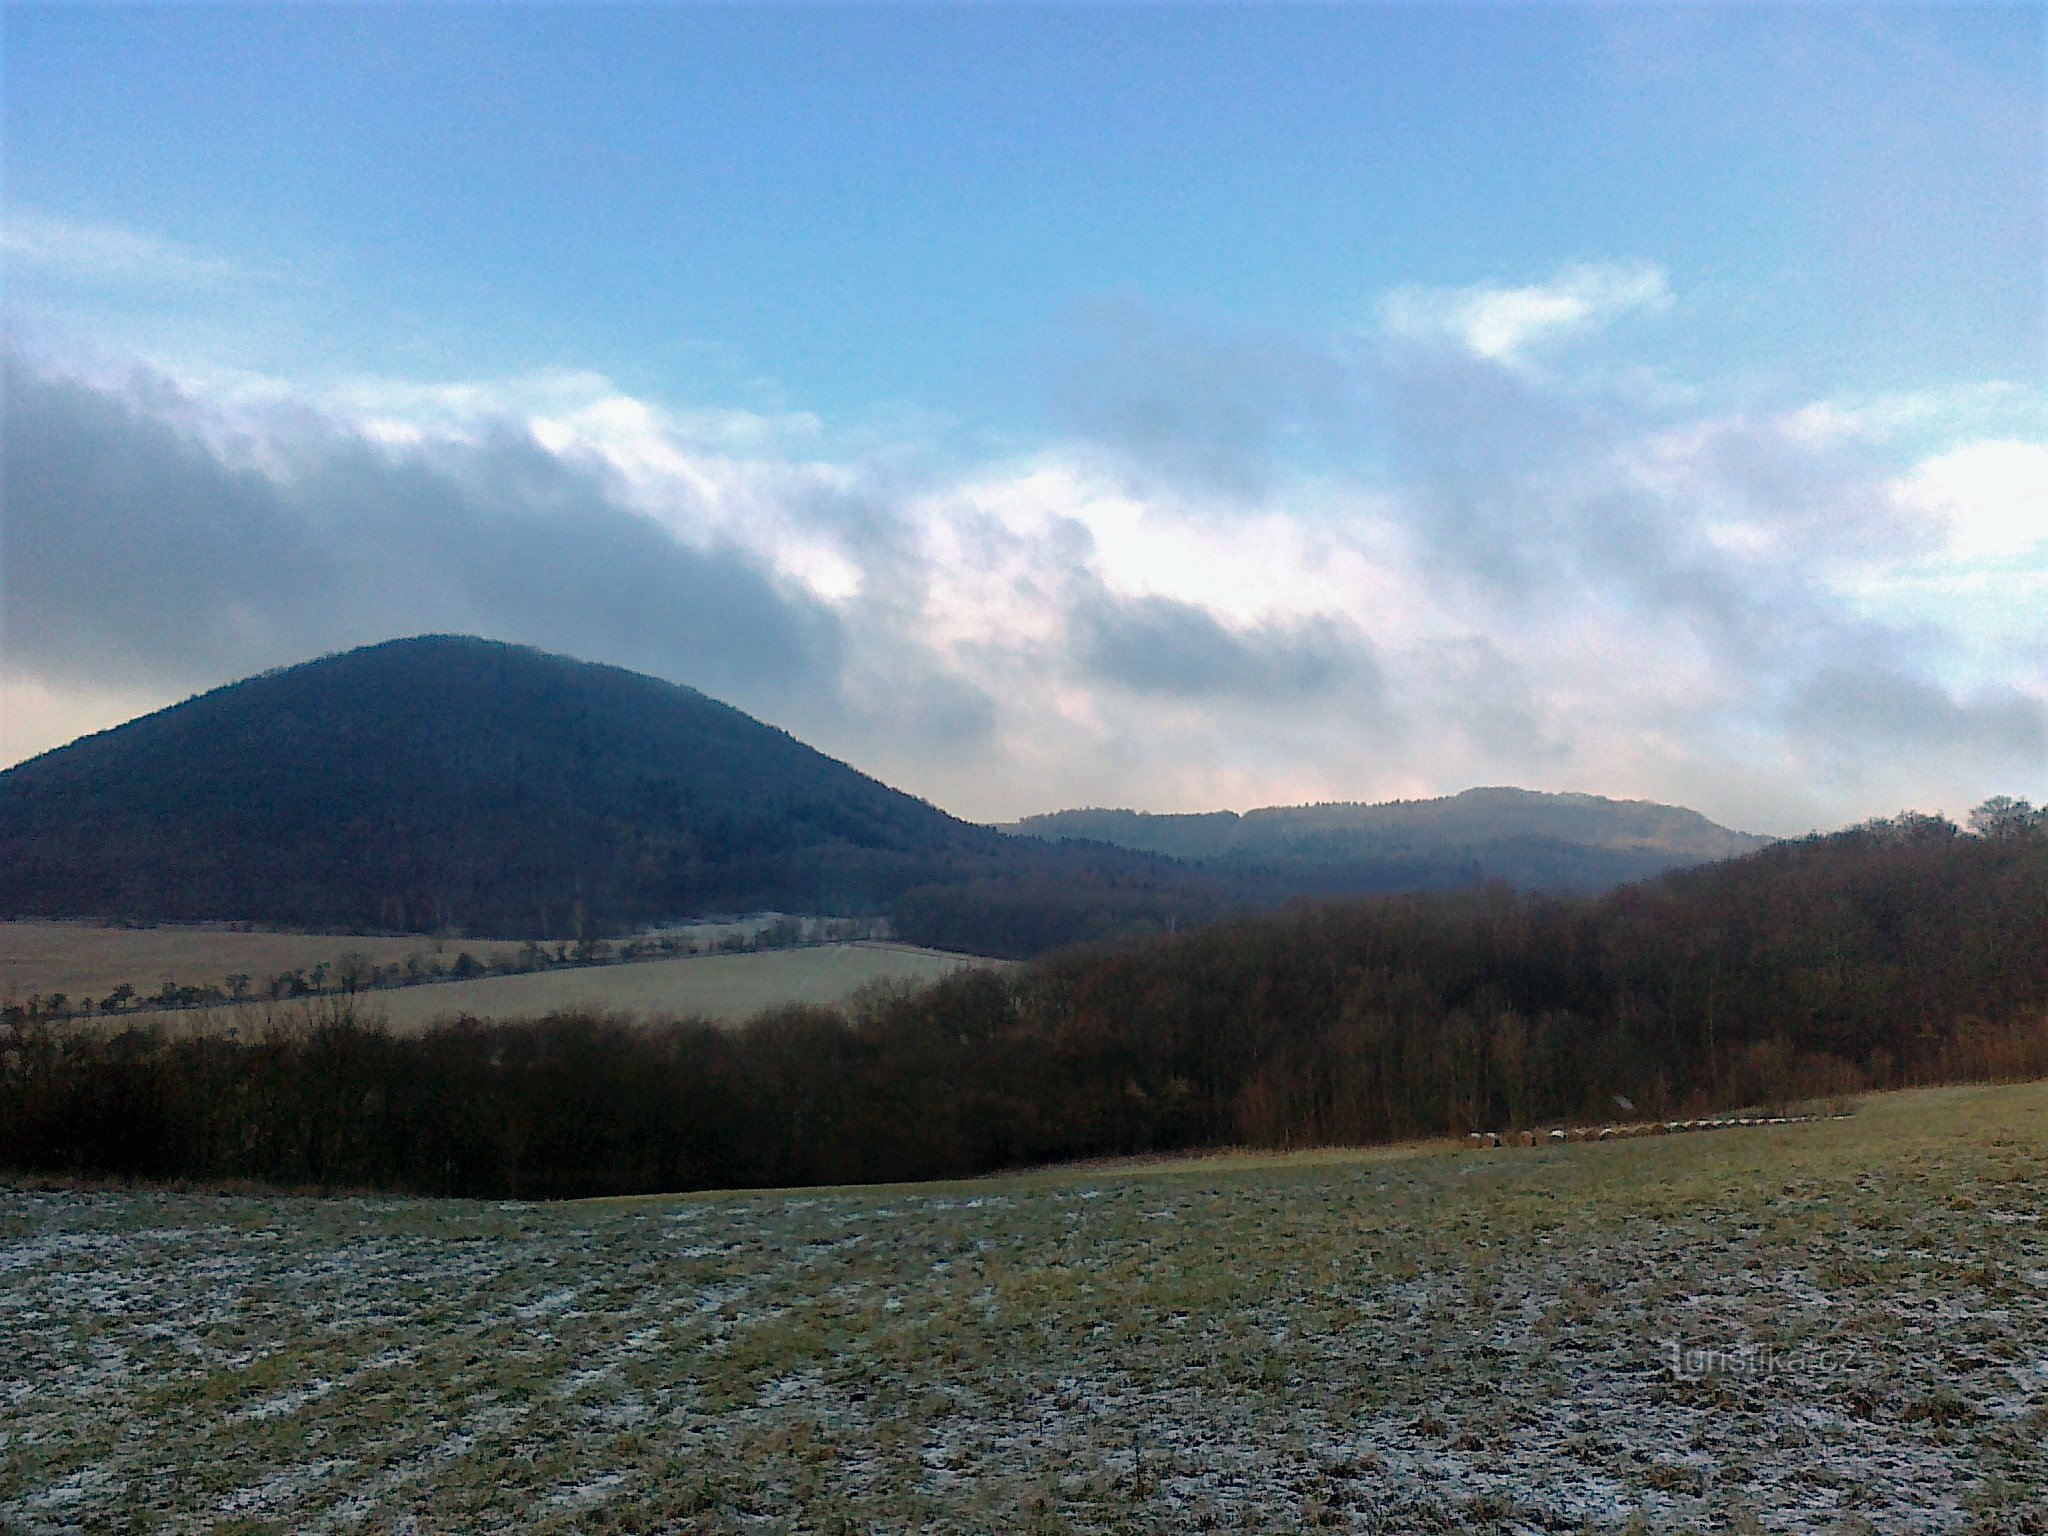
[851,664,1000,756]
[1374,347,1605,596]
[0,352,843,717]
[1046,298,1362,498]
[1074,587,1377,704]
[1793,668,2048,763]
[1373,343,1917,679]
[1405,637,1565,768]
[779,474,1012,756]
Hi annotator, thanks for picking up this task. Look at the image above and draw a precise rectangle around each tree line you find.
[4,805,2044,1198]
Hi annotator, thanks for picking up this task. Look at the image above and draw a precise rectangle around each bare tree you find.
[1969,797,2045,840]
[334,952,373,997]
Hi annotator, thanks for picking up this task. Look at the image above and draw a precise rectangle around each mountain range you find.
[0,636,1768,953]
[1006,792,1770,893]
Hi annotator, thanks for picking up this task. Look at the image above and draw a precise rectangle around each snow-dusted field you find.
[4,1082,2044,1533]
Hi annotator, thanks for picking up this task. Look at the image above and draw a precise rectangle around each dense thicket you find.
[0,637,1764,955]
[6,815,2043,1197]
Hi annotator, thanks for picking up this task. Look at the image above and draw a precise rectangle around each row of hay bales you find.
[1465,1114,1820,1149]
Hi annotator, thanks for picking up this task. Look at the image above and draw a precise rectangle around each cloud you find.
[0,353,844,718]
[1045,298,1361,497]
[1379,261,1672,364]
[1356,319,2046,823]
[1074,589,1374,703]
[1375,335,1933,657]
[3,310,2041,835]
[1793,667,2048,768]
[1893,440,2048,562]
[0,210,273,288]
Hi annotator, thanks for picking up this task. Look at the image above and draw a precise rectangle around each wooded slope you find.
[7,810,2042,1196]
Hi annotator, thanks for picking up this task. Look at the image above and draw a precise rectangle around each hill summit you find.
[0,636,1007,936]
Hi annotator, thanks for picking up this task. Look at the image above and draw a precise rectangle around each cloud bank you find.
[4,265,2043,834]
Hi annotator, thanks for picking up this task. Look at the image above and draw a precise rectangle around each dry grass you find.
[4,920,1001,1031]
[58,943,997,1036]
[4,1080,2044,1533]
[360,942,1001,1030]
[0,921,524,1007]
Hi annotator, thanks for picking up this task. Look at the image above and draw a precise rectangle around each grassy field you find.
[3,1081,2043,1533]
[359,943,1002,1029]
[3,922,994,1029]
[0,921,525,1007]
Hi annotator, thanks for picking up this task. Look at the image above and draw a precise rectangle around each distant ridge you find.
[1004,788,1770,891]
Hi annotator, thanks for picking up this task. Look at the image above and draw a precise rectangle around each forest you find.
[4,803,2044,1198]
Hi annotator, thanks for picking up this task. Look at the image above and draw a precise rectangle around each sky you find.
[2,3,2044,835]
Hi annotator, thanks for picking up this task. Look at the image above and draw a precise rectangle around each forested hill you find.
[0,636,1779,953]
[1006,789,1770,893]
[0,636,1057,937]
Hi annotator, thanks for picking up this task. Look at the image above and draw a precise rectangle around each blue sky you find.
[11,5,2038,416]
[4,4,2044,832]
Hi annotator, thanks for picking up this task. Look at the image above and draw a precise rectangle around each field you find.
[359,943,1001,1029]
[0,922,526,1008]
[2,921,997,1029]
[4,1082,2044,1533]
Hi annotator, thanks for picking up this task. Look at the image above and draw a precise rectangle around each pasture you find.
[0,921,524,1009]
[2,921,995,1029]
[360,942,1001,1029]
[3,1080,2043,1532]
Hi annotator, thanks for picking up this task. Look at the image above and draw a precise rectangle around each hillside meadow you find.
[1,922,997,1031]
[3,1079,2042,1533]
[360,943,1000,1031]
[0,921,527,1012]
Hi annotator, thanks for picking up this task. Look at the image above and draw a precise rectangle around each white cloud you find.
[1783,382,2042,445]
[314,368,825,459]
[0,210,272,288]
[1893,439,2048,562]
[1379,261,1673,363]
